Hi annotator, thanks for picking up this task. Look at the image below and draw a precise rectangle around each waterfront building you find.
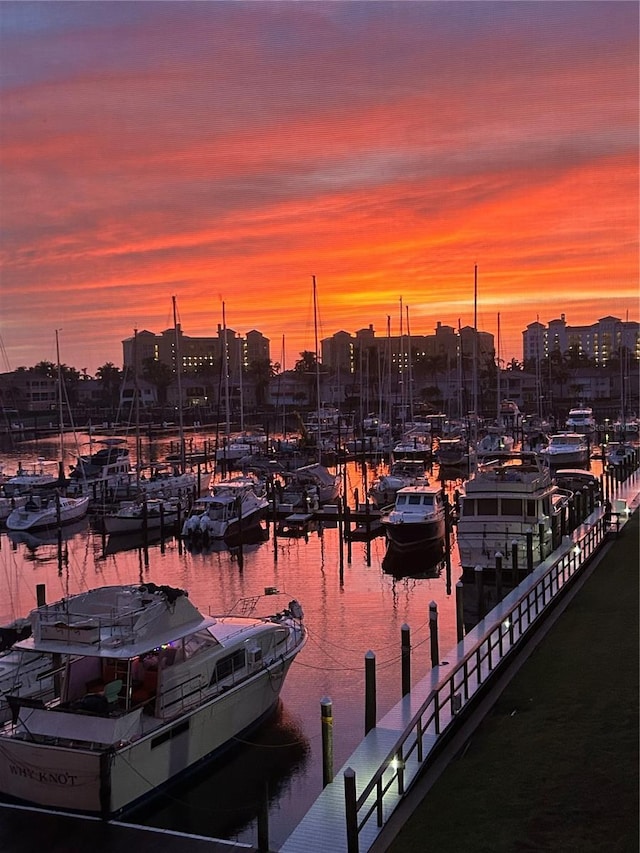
[121,325,270,378]
[523,314,640,366]
[320,321,495,375]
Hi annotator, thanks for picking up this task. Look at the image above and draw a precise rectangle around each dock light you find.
[264,586,279,595]
[502,618,511,632]
[391,757,405,772]
[573,544,581,556]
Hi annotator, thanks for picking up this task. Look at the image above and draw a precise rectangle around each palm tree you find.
[142,357,173,405]
[96,362,124,411]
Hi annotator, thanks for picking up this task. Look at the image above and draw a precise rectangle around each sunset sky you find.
[1,1,638,374]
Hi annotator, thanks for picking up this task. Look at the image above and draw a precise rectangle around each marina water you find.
[0,429,598,848]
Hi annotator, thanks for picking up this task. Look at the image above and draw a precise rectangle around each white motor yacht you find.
[0,583,306,817]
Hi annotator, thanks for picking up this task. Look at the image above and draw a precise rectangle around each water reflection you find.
[6,516,90,551]
[126,702,310,840]
[382,540,446,580]
[183,523,270,556]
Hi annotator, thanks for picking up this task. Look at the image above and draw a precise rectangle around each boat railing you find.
[338,505,613,850]
[157,672,206,718]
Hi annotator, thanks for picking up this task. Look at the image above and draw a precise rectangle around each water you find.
[0,430,599,848]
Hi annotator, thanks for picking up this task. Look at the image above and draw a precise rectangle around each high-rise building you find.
[523,315,639,365]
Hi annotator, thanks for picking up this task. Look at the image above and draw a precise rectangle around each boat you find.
[102,496,187,536]
[0,492,29,522]
[1,460,60,497]
[181,476,268,540]
[68,438,131,496]
[436,435,476,468]
[380,483,446,552]
[5,492,90,532]
[456,453,569,580]
[282,463,341,507]
[0,582,306,817]
[476,428,515,459]
[498,399,523,432]
[391,431,432,464]
[0,617,55,725]
[368,459,427,509]
[553,468,603,506]
[565,405,596,434]
[539,432,590,467]
[605,441,636,468]
[114,464,200,501]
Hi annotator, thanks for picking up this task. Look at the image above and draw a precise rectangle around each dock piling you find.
[401,624,411,696]
[321,697,334,787]
[429,601,439,667]
[365,651,376,734]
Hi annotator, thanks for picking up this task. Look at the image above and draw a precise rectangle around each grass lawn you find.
[386,511,639,853]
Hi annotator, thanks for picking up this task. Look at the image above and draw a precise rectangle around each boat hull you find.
[0,655,296,816]
[382,517,445,552]
[102,505,181,535]
[5,496,90,531]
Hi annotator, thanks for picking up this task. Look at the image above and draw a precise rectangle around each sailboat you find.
[6,332,90,531]
[114,312,201,503]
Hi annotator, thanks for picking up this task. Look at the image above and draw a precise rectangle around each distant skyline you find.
[1,1,638,374]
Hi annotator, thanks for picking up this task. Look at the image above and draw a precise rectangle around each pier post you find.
[365,651,376,734]
[526,529,534,573]
[344,502,352,564]
[511,540,519,584]
[429,601,439,667]
[344,768,359,853]
[444,496,452,594]
[36,584,46,606]
[257,781,269,852]
[401,624,411,697]
[338,498,345,584]
[538,520,545,561]
[456,581,464,641]
[495,551,503,601]
[475,566,485,621]
[321,697,334,787]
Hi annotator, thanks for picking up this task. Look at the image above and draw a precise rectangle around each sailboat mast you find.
[472,264,478,419]
[496,312,501,424]
[55,329,64,463]
[238,337,244,433]
[312,276,321,462]
[133,328,141,481]
[222,301,230,437]
[406,303,414,424]
[172,296,186,472]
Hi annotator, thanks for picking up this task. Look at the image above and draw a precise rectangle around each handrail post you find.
[344,768,359,853]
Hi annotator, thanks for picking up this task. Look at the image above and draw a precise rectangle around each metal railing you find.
[344,506,611,851]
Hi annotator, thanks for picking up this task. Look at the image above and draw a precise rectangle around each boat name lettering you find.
[9,764,78,786]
